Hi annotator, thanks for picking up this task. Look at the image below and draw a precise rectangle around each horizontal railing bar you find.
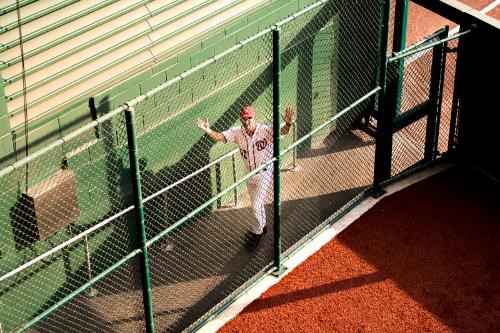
[0,0,183,68]
[388,29,471,62]
[143,148,239,204]
[0,0,37,16]
[143,121,289,204]
[0,104,126,178]
[1,0,124,56]
[393,27,448,56]
[147,160,273,247]
[0,0,78,34]
[281,87,381,156]
[4,0,219,101]
[0,205,134,283]
[15,249,141,333]
[392,102,429,132]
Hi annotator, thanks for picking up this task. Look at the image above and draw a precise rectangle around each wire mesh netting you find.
[0,112,148,332]
[392,116,428,176]
[0,1,468,332]
[147,188,275,332]
[137,32,276,333]
[29,256,146,333]
[281,104,377,255]
[387,32,457,178]
[396,41,436,116]
[134,33,274,241]
[279,0,382,254]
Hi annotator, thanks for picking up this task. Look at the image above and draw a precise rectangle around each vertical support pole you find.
[453,25,477,164]
[292,122,298,171]
[425,27,448,161]
[447,61,460,153]
[231,154,238,207]
[392,0,409,116]
[83,235,98,297]
[393,0,409,53]
[215,162,222,208]
[124,106,155,333]
[448,26,468,154]
[84,235,92,281]
[0,73,11,139]
[372,0,392,196]
[272,28,285,276]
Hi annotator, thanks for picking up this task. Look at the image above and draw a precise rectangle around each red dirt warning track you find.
[219,167,500,332]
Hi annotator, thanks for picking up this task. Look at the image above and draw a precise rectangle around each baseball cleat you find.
[244,226,267,252]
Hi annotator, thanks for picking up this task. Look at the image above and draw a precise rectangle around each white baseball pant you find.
[246,166,274,234]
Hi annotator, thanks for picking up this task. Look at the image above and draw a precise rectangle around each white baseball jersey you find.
[222,124,273,172]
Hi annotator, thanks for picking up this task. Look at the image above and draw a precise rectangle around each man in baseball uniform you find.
[196,105,294,250]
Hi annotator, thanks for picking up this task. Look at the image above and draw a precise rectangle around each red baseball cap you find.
[240,106,255,119]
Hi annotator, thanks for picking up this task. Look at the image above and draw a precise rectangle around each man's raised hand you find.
[196,118,210,132]
[282,106,294,124]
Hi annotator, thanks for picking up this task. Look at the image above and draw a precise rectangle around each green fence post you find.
[392,0,409,117]
[448,26,469,154]
[372,0,392,196]
[424,27,449,161]
[393,0,409,52]
[124,106,155,333]
[272,28,286,277]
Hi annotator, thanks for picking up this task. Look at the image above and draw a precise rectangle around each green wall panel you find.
[191,45,215,67]
[58,103,92,136]
[224,17,248,36]
[0,133,14,167]
[214,33,238,54]
[299,0,318,9]
[140,70,167,94]
[111,85,141,109]
[151,56,176,75]
[201,30,225,48]
[236,21,260,42]
[0,115,9,134]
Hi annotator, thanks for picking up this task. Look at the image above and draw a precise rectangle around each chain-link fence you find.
[278,0,382,256]
[0,0,469,332]
[385,28,461,180]
[137,30,276,333]
[0,111,148,332]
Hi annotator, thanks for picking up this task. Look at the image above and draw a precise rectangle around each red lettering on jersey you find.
[239,148,248,159]
[256,139,267,151]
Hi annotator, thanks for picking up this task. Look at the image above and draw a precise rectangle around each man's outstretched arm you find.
[196,118,226,142]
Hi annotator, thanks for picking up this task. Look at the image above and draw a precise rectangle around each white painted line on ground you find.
[198,162,453,333]
[403,0,499,67]
[481,0,500,14]
[449,0,500,35]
